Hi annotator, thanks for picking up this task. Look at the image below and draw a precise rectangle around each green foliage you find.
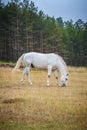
[0,0,87,66]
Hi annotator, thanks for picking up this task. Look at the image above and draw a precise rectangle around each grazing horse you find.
[12,52,69,86]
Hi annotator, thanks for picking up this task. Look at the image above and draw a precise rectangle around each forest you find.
[0,0,87,66]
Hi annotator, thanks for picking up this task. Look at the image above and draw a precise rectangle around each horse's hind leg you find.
[47,65,52,86]
[20,68,26,84]
[21,66,32,85]
[27,67,32,85]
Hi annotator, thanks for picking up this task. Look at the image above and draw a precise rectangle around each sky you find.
[3,0,87,22]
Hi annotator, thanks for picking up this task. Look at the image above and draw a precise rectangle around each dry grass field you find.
[0,66,87,130]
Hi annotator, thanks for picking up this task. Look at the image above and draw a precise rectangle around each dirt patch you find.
[2,98,25,104]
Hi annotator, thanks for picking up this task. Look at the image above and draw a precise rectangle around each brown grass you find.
[0,67,87,130]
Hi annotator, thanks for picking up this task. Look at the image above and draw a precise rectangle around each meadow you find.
[0,66,87,130]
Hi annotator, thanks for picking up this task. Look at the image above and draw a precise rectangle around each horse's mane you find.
[57,55,68,74]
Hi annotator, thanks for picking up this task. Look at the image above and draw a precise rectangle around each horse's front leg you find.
[53,69,58,86]
[47,65,52,86]
[53,70,61,86]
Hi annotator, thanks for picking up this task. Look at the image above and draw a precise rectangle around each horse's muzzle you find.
[62,84,66,87]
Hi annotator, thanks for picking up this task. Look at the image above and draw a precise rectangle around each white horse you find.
[12,52,69,86]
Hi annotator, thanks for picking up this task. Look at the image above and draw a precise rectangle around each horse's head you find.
[60,73,69,87]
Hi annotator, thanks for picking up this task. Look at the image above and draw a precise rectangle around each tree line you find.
[0,0,87,66]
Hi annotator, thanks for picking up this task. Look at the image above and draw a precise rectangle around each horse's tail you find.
[12,54,24,73]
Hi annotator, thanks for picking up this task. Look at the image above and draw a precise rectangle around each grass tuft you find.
[0,67,87,130]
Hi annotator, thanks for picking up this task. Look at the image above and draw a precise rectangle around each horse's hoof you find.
[21,82,24,85]
[46,84,50,87]
[58,83,61,87]
[28,82,32,85]
[30,83,32,85]
[20,80,24,84]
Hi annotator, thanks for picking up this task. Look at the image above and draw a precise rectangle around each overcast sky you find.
[3,0,87,22]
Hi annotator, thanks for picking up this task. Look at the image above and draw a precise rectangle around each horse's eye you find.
[66,78,68,81]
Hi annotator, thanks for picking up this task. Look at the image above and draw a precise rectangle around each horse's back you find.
[24,52,57,61]
[23,52,58,69]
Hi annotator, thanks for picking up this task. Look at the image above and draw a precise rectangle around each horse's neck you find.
[57,58,67,76]
[59,65,67,76]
